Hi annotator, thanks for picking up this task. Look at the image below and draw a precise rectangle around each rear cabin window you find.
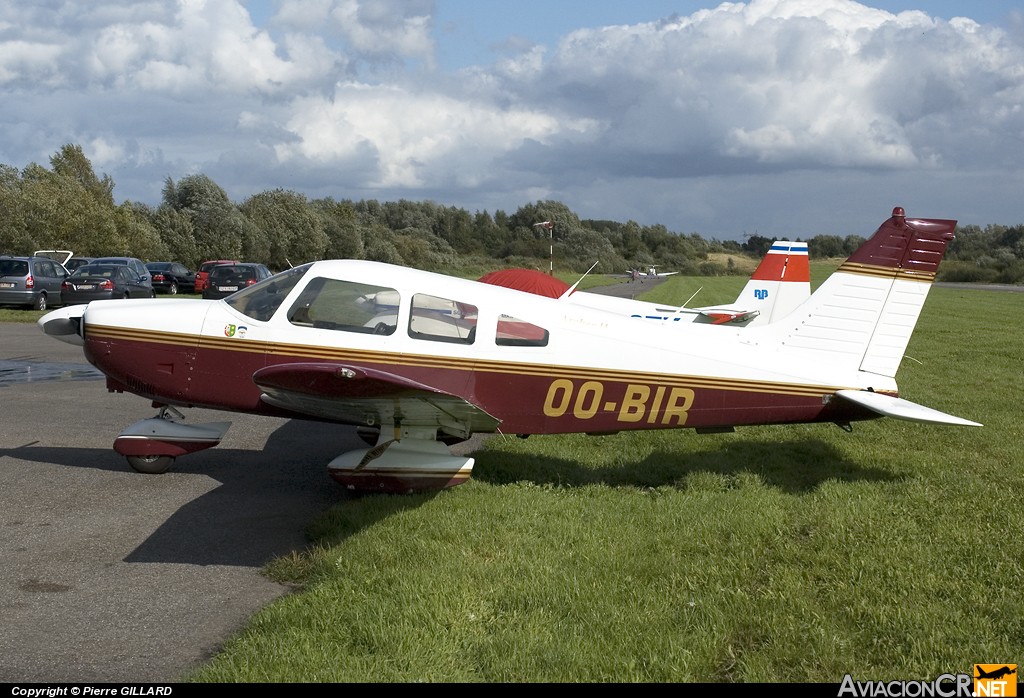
[287,277,398,335]
[496,314,549,347]
[408,293,477,344]
[0,260,29,276]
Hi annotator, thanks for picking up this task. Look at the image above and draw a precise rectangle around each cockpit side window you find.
[287,278,398,336]
[226,264,309,321]
[408,293,477,344]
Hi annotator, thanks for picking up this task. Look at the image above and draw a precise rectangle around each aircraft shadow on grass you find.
[471,437,903,494]
[2,420,901,567]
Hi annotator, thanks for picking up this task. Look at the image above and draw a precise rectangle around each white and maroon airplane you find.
[39,207,979,494]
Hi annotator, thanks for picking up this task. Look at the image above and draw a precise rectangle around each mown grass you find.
[0,293,205,324]
[186,280,1023,683]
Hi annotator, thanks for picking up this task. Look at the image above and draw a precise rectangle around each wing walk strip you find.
[87,325,861,400]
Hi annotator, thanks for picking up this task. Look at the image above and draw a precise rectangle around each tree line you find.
[2,144,1021,283]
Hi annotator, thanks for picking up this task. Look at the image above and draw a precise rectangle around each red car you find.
[194,259,238,293]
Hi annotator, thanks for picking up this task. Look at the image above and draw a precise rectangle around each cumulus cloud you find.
[0,0,1021,237]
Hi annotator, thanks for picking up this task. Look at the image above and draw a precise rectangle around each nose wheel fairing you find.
[113,407,232,460]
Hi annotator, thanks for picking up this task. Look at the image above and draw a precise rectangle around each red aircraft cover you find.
[477,268,571,298]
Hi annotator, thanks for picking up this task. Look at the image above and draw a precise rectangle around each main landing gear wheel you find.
[126,454,175,474]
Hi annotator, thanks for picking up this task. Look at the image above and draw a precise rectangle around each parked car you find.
[66,256,98,272]
[60,263,156,305]
[146,261,196,294]
[202,263,274,300]
[194,259,239,293]
[92,257,153,293]
[33,250,73,269]
[34,249,95,273]
[0,255,69,310]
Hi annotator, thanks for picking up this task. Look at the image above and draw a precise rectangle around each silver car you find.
[0,255,70,310]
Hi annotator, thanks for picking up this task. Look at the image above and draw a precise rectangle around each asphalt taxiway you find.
[1,322,362,682]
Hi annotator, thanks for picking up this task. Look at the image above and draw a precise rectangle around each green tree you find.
[50,143,115,208]
[163,175,247,262]
[0,164,31,252]
[114,202,166,260]
[240,189,328,268]
[149,204,199,267]
[808,234,845,258]
[19,161,121,254]
[742,235,773,257]
[394,227,458,271]
[362,222,403,264]
[559,229,627,274]
[433,205,478,254]
[314,198,364,260]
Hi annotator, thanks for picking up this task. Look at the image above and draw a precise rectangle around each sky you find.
[2,1,1022,241]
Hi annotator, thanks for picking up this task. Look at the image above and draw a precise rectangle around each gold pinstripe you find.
[85,323,855,400]
[836,261,937,282]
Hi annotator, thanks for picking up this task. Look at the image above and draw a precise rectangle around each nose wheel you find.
[126,454,175,474]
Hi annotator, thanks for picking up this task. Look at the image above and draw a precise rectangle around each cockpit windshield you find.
[225,264,311,321]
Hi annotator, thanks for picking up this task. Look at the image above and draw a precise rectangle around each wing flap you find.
[835,389,981,427]
[253,362,501,433]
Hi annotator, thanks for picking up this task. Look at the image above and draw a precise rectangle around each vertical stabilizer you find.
[735,241,810,325]
[768,207,956,378]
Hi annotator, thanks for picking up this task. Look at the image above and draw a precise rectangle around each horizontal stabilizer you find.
[835,390,981,427]
[699,309,760,325]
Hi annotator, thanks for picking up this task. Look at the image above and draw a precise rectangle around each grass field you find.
[176,275,1023,683]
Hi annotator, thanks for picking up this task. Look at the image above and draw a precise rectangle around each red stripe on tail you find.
[751,246,811,283]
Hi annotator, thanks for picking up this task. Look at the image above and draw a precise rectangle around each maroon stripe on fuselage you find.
[85,329,882,433]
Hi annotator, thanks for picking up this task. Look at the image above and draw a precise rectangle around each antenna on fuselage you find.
[670,287,703,319]
[558,261,600,300]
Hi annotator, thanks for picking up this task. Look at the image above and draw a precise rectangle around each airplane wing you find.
[252,362,501,437]
[835,390,981,427]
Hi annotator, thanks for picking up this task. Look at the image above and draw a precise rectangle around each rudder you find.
[767,207,956,378]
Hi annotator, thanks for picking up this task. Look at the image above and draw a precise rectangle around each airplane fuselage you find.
[77,259,884,438]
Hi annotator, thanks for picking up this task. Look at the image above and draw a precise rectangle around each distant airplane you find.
[626,265,679,281]
[39,206,979,494]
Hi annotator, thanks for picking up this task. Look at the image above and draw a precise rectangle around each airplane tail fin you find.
[765,207,956,379]
[732,240,810,325]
